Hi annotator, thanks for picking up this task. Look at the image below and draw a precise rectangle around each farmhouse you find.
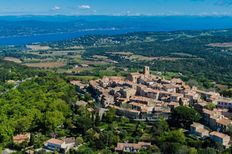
[115,142,151,153]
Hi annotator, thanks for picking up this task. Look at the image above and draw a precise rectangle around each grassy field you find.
[24,61,66,68]
[25,50,84,57]
[208,42,232,47]
[3,57,22,63]
[107,51,134,56]
[129,55,183,61]
[26,45,51,51]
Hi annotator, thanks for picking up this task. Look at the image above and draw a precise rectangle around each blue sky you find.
[1,0,232,16]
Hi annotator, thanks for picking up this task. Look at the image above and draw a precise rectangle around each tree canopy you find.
[170,106,201,129]
[0,75,76,146]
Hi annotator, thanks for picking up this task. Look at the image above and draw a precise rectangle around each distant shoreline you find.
[0,28,231,46]
[1,15,232,45]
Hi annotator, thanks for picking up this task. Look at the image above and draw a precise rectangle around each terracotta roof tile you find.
[46,138,64,145]
[210,131,229,139]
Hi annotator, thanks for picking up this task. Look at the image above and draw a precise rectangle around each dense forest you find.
[0,74,77,147]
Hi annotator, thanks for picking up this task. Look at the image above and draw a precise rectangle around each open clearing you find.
[26,45,51,51]
[24,61,66,68]
[3,57,22,63]
[128,55,184,61]
[208,42,232,48]
[107,52,134,56]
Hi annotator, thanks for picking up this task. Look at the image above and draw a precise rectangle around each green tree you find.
[160,142,182,154]
[45,111,65,131]
[103,108,116,123]
[152,118,169,136]
[226,124,232,137]
[222,146,232,154]
[160,129,186,144]
[74,113,93,135]
[120,117,129,125]
[100,147,113,154]
[221,89,232,98]
[171,106,201,128]
[31,133,48,149]
[15,117,32,133]
[198,148,217,154]
[76,136,84,145]
[95,111,101,126]
[205,103,216,111]
[84,93,92,102]
[189,148,198,154]
[77,144,94,154]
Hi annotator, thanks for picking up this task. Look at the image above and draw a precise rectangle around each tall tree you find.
[171,106,201,128]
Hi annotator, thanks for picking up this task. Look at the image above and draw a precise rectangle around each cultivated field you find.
[3,57,22,63]
[24,61,66,68]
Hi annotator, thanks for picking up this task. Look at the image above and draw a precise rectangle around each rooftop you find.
[197,128,209,133]
[168,102,179,107]
[13,133,30,144]
[46,138,64,145]
[216,118,232,126]
[63,137,75,144]
[210,131,229,139]
[171,78,183,84]
[202,109,215,115]
[191,122,205,128]
[130,102,147,107]
[115,142,151,151]
[217,98,232,103]
[110,105,140,113]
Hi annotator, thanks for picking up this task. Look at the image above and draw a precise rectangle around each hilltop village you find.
[74,66,232,150]
[4,66,232,154]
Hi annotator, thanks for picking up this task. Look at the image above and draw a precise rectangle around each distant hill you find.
[1,16,232,45]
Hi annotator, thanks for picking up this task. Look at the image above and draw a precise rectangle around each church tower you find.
[143,66,150,76]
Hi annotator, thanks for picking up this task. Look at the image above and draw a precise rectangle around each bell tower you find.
[143,66,150,76]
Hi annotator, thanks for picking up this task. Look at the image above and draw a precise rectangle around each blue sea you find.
[1,16,232,45]
[0,29,148,45]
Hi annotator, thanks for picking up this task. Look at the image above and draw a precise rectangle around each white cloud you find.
[79,5,91,9]
[52,6,61,11]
